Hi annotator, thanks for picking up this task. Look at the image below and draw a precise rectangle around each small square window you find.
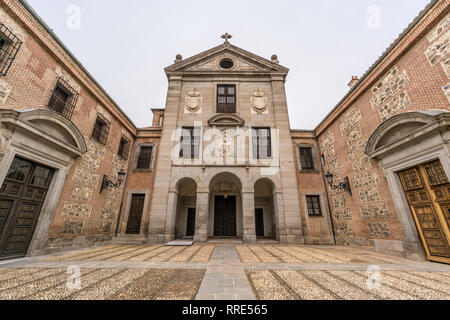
[0,22,22,76]
[118,136,130,160]
[48,78,79,120]
[136,145,154,170]
[92,114,110,145]
[306,196,322,217]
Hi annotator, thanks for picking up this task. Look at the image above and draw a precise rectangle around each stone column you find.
[164,191,178,242]
[194,192,209,242]
[148,76,182,243]
[270,76,304,244]
[242,191,257,243]
[273,191,288,243]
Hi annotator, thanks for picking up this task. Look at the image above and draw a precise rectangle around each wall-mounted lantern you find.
[100,169,126,194]
[325,171,352,196]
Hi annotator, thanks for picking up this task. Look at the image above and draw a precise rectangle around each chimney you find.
[348,76,359,89]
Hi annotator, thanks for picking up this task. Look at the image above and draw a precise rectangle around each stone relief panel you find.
[185,88,203,115]
[250,88,269,115]
[370,67,411,121]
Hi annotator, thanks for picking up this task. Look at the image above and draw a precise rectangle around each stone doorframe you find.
[366,111,450,260]
[0,109,87,256]
[121,190,150,236]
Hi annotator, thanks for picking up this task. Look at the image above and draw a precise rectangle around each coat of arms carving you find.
[250,89,269,115]
[185,88,203,114]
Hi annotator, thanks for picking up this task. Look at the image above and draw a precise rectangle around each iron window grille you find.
[0,22,22,76]
[252,127,272,160]
[180,127,201,159]
[306,196,322,217]
[92,113,110,145]
[118,136,131,160]
[136,146,154,170]
[299,147,315,170]
[48,78,79,120]
[217,85,236,113]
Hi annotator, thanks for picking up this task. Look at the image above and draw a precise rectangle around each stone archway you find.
[0,109,87,258]
[366,110,450,262]
[208,172,243,239]
[254,178,277,240]
[174,178,198,239]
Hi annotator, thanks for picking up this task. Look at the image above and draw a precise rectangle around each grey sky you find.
[26,0,430,130]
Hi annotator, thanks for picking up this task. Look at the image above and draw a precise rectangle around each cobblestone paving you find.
[45,245,214,263]
[1,244,449,300]
[246,270,450,300]
[0,267,205,300]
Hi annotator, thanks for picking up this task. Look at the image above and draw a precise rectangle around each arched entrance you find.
[254,179,277,240]
[174,178,197,239]
[366,110,450,263]
[208,172,242,238]
[0,109,87,259]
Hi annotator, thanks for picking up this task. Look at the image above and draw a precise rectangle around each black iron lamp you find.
[100,169,126,194]
[325,171,352,196]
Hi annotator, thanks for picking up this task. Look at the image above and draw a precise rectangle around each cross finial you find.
[221,33,232,44]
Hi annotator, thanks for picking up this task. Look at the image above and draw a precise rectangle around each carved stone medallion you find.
[250,89,268,115]
[185,88,203,115]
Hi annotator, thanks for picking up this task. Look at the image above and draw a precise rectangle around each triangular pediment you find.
[165,43,288,75]
[208,114,245,127]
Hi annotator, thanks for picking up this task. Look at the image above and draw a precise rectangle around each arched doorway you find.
[254,179,277,240]
[208,172,242,238]
[174,178,197,239]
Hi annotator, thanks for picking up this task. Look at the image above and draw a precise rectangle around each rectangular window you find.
[0,22,22,76]
[252,128,272,160]
[180,127,201,159]
[306,196,322,217]
[299,147,315,170]
[92,114,110,145]
[136,145,154,170]
[48,78,79,120]
[118,136,130,160]
[217,85,236,113]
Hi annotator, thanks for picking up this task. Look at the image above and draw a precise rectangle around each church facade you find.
[0,0,449,264]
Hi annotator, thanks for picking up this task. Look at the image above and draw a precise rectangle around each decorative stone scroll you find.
[250,89,269,115]
[185,88,203,115]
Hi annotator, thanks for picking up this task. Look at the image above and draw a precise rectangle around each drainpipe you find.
[314,132,337,245]
[115,141,136,237]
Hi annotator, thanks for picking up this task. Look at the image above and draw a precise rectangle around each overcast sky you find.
[26,0,430,130]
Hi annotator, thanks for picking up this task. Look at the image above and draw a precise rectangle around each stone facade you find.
[0,0,449,261]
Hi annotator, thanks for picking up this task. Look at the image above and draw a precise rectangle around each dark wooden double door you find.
[214,196,236,237]
[399,160,450,264]
[0,157,54,260]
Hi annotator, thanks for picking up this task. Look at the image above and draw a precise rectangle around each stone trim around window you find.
[133,143,156,172]
[297,143,320,173]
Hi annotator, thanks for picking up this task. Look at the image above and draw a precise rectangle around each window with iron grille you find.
[180,127,201,159]
[299,147,315,170]
[306,196,322,217]
[48,78,79,120]
[92,113,110,145]
[136,145,154,170]
[118,136,130,160]
[217,85,236,113]
[252,127,272,160]
[0,22,22,76]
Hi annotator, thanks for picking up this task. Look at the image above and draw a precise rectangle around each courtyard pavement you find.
[0,244,449,300]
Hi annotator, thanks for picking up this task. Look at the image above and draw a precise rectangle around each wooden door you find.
[255,209,265,237]
[186,208,196,237]
[399,160,450,264]
[126,194,145,235]
[214,196,236,237]
[0,157,54,260]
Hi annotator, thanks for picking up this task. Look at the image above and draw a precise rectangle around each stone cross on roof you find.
[221,33,232,44]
